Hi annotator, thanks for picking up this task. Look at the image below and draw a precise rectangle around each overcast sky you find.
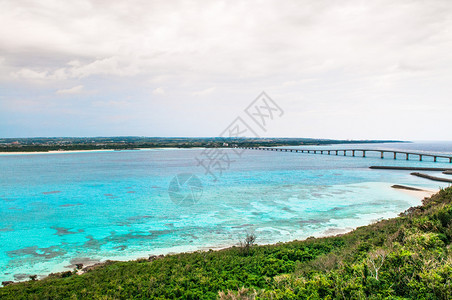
[1,0,451,140]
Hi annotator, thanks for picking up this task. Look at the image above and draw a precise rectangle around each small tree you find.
[218,287,256,299]
[367,248,388,280]
[239,233,256,256]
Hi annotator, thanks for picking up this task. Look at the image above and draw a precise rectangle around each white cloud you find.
[2,0,452,83]
[152,87,165,95]
[56,85,84,95]
[192,87,215,96]
[1,0,452,139]
[13,68,49,80]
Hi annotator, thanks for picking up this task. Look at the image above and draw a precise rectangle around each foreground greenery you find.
[2,188,452,299]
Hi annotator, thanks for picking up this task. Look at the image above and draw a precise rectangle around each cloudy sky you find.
[1,0,451,140]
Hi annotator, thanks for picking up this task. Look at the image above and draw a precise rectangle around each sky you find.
[1,0,451,140]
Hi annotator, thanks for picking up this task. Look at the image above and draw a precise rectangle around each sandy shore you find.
[0,149,119,155]
[0,148,209,155]
[391,184,438,199]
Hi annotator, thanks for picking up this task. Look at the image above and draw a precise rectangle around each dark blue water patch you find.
[1,198,15,202]
[51,227,84,236]
[83,236,107,250]
[148,229,173,236]
[42,191,62,195]
[7,246,66,259]
[81,230,173,252]
[59,203,83,207]
[13,273,30,281]
[311,193,327,198]
[8,207,22,211]
[127,215,153,221]
[117,215,154,227]
[113,245,127,251]
[183,234,199,240]
[282,207,297,213]
[331,190,347,195]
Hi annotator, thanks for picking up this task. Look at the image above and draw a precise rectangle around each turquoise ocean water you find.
[1,142,451,282]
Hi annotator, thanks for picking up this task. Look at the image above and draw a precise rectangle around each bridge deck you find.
[235,147,452,163]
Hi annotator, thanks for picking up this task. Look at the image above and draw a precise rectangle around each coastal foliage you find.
[1,187,452,299]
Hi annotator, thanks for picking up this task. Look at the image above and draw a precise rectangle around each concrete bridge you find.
[235,147,452,163]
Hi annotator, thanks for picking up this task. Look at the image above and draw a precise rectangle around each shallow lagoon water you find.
[0,142,451,282]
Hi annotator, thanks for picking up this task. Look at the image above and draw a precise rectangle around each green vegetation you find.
[0,137,402,152]
[2,188,451,299]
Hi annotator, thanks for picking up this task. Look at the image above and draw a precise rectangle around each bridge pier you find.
[406,153,409,160]
[336,151,338,156]
[328,150,330,155]
[363,151,366,157]
[381,152,384,159]
[343,150,346,156]
[434,156,437,162]
[419,155,423,161]
[352,150,355,157]
[394,152,397,160]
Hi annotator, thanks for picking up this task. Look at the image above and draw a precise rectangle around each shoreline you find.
[391,184,437,199]
[0,148,206,155]
[0,183,437,284]
[11,184,431,283]
[0,149,120,155]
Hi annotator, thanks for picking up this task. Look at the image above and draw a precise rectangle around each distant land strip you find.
[0,137,404,153]
[391,184,427,191]
[410,172,452,183]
